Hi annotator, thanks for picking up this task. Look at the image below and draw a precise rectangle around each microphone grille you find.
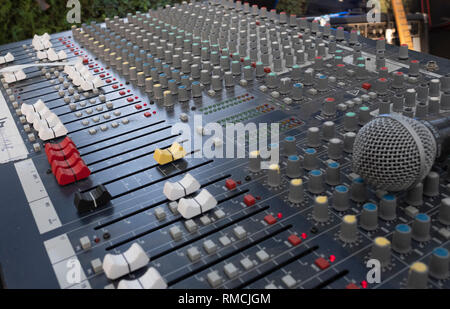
[353,114,436,191]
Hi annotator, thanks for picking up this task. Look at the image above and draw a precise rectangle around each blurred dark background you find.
[0,0,448,58]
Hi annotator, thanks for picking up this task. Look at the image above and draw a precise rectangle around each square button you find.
[314,257,330,270]
[264,215,277,225]
[288,234,302,246]
[256,250,270,262]
[214,209,226,219]
[169,226,182,241]
[200,215,211,226]
[219,236,231,246]
[206,271,222,288]
[225,179,237,190]
[224,263,239,279]
[187,247,201,262]
[184,219,198,233]
[240,257,254,270]
[281,275,297,288]
[233,226,247,239]
[243,194,256,206]
[91,258,103,274]
[203,240,217,254]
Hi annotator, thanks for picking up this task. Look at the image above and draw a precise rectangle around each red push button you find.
[264,215,277,225]
[314,257,330,270]
[346,283,360,289]
[243,194,256,206]
[288,234,302,246]
[225,179,236,190]
[362,82,371,90]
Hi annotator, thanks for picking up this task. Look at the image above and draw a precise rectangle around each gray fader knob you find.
[407,262,429,289]
[392,224,412,254]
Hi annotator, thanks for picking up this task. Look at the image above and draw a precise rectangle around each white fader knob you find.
[118,267,167,289]
[178,189,217,219]
[163,173,200,201]
[103,243,150,280]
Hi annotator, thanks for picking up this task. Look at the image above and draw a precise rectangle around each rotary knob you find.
[392,224,412,254]
[312,196,329,223]
[308,170,324,194]
[360,203,378,231]
[371,237,391,267]
[407,262,429,289]
[333,185,349,211]
[429,247,449,280]
[288,179,304,204]
[339,215,358,243]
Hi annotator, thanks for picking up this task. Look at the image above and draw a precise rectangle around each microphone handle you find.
[427,114,450,160]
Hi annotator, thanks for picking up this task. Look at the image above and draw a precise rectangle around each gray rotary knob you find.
[392,224,412,254]
[336,63,345,79]
[439,198,450,225]
[291,83,304,100]
[429,79,440,97]
[333,185,349,211]
[407,262,429,289]
[191,81,202,98]
[392,94,404,112]
[360,203,378,231]
[286,155,302,178]
[283,136,296,156]
[350,177,367,203]
[153,83,163,99]
[409,60,420,77]
[303,68,314,86]
[379,194,397,221]
[291,65,301,80]
[224,71,234,87]
[339,215,358,243]
[378,99,391,115]
[322,97,336,116]
[442,73,450,92]
[317,74,328,91]
[325,162,340,186]
[266,72,278,88]
[267,164,281,187]
[343,132,356,153]
[308,170,324,194]
[441,92,450,110]
[249,150,261,172]
[288,179,304,204]
[178,85,189,102]
[343,112,358,132]
[211,75,222,91]
[398,44,409,60]
[412,213,431,242]
[312,195,329,223]
[307,127,321,148]
[303,148,318,170]
[371,237,391,267]
[423,171,440,197]
[405,183,423,207]
[279,77,292,94]
[322,121,336,140]
[404,88,417,107]
[392,71,404,89]
[358,106,371,125]
[429,247,449,280]
[328,138,343,160]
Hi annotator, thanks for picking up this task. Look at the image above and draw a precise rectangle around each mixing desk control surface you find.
[0,0,449,289]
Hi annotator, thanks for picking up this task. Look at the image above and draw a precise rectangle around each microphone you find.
[352,113,450,192]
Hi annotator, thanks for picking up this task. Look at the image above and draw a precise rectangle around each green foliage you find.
[0,0,180,45]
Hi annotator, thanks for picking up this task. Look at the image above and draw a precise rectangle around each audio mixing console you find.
[0,0,449,289]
